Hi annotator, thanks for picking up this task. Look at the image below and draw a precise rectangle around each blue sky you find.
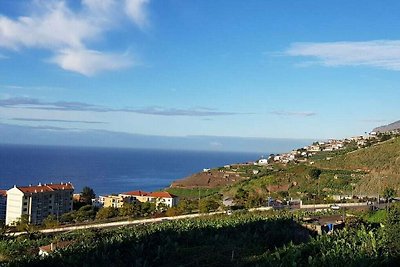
[0,0,399,152]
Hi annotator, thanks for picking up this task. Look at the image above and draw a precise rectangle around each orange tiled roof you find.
[17,182,74,194]
[47,183,74,190]
[148,192,177,198]
[123,190,149,196]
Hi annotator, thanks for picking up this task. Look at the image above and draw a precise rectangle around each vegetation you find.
[3,205,400,266]
[308,168,322,180]
[80,186,96,205]
[1,212,310,266]
[166,187,220,199]
[317,137,400,176]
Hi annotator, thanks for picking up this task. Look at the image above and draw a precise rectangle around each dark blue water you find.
[0,144,260,195]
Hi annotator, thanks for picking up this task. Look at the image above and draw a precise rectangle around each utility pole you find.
[378,177,381,205]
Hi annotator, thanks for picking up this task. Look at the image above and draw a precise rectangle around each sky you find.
[0,0,400,153]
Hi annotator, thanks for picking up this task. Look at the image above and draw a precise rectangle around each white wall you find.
[6,187,24,225]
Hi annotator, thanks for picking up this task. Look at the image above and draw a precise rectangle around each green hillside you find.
[314,137,400,194]
[316,137,400,175]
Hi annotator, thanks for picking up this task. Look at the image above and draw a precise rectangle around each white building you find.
[6,182,74,225]
[148,192,179,207]
[121,190,179,207]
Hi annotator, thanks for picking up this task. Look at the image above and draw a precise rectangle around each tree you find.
[14,214,33,232]
[166,207,180,217]
[385,203,400,255]
[96,207,118,220]
[309,168,322,180]
[199,198,219,213]
[177,199,195,214]
[74,205,96,222]
[119,202,142,217]
[43,214,59,228]
[81,186,96,205]
[380,134,391,142]
[141,202,156,216]
[60,211,75,223]
[157,203,168,212]
[383,187,396,201]
[383,187,396,211]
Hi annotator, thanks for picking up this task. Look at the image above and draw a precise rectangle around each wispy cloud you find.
[12,117,106,124]
[0,97,105,111]
[0,97,243,117]
[0,0,150,75]
[0,122,77,132]
[0,84,64,91]
[132,107,240,116]
[270,111,316,117]
[285,40,400,71]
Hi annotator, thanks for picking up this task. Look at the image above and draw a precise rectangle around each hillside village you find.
[258,131,391,165]
[1,127,399,228]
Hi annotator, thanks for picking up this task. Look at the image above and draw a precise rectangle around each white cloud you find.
[286,40,400,71]
[0,0,150,75]
[0,1,97,50]
[270,111,316,117]
[51,48,133,76]
[124,0,150,29]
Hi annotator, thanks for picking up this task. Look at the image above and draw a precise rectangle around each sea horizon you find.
[0,143,263,195]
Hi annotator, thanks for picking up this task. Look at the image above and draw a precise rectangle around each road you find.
[5,211,225,236]
[5,202,379,236]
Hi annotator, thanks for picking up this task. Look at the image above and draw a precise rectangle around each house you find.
[6,182,74,225]
[308,145,321,152]
[148,192,179,207]
[222,197,235,207]
[120,190,151,203]
[0,190,6,222]
[39,241,73,257]
[98,195,135,208]
[257,159,269,165]
[121,190,179,207]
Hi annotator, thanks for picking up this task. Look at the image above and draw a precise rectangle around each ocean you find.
[0,144,261,195]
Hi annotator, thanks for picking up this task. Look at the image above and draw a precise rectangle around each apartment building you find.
[0,190,6,222]
[6,182,74,225]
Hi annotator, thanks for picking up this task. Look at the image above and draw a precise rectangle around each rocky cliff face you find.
[373,120,400,133]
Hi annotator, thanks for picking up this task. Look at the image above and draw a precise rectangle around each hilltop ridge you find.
[169,130,400,200]
[373,120,400,133]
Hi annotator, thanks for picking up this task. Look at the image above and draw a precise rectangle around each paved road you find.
[6,211,225,236]
[5,202,380,236]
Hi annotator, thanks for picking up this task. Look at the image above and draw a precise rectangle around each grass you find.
[363,209,387,224]
[166,187,220,198]
[316,137,400,175]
